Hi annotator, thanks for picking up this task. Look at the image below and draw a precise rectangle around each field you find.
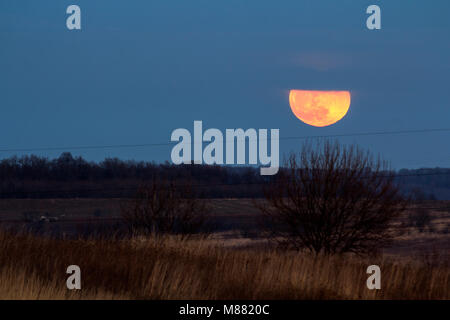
[0,198,448,299]
[0,198,448,255]
[0,232,448,300]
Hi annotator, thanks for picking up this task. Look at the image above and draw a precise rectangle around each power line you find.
[282,128,450,141]
[0,127,449,153]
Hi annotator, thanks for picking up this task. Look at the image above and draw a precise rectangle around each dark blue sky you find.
[1,0,449,169]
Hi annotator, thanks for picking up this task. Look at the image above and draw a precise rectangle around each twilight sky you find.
[1,0,449,169]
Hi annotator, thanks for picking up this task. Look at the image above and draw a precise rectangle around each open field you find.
[0,232,448,300]
[0,198,448,258]
[0,198,448,300]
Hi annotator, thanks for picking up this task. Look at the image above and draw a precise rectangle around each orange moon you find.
[289,90,351,127]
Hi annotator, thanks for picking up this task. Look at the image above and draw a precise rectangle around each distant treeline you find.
[0,153,266,198]
[0,152,448,199]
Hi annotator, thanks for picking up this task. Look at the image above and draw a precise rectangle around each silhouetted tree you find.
[258,140,407,255]
[121,179,210,236]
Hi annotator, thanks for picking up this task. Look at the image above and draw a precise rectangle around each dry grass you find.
[0,231,448,300]
[0,267,125,300]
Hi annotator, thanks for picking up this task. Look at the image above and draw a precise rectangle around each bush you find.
[258,140,407,255]
[121,179,211,236]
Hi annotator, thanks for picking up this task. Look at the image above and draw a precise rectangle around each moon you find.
[289,90,351,127]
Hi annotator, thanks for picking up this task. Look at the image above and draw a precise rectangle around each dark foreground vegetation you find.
[259,142,407,255]
[0,141,448,299]
[0,231,448,300]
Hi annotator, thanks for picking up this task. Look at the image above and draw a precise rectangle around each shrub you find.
[258,140,407,255]
[121,179,210,236]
